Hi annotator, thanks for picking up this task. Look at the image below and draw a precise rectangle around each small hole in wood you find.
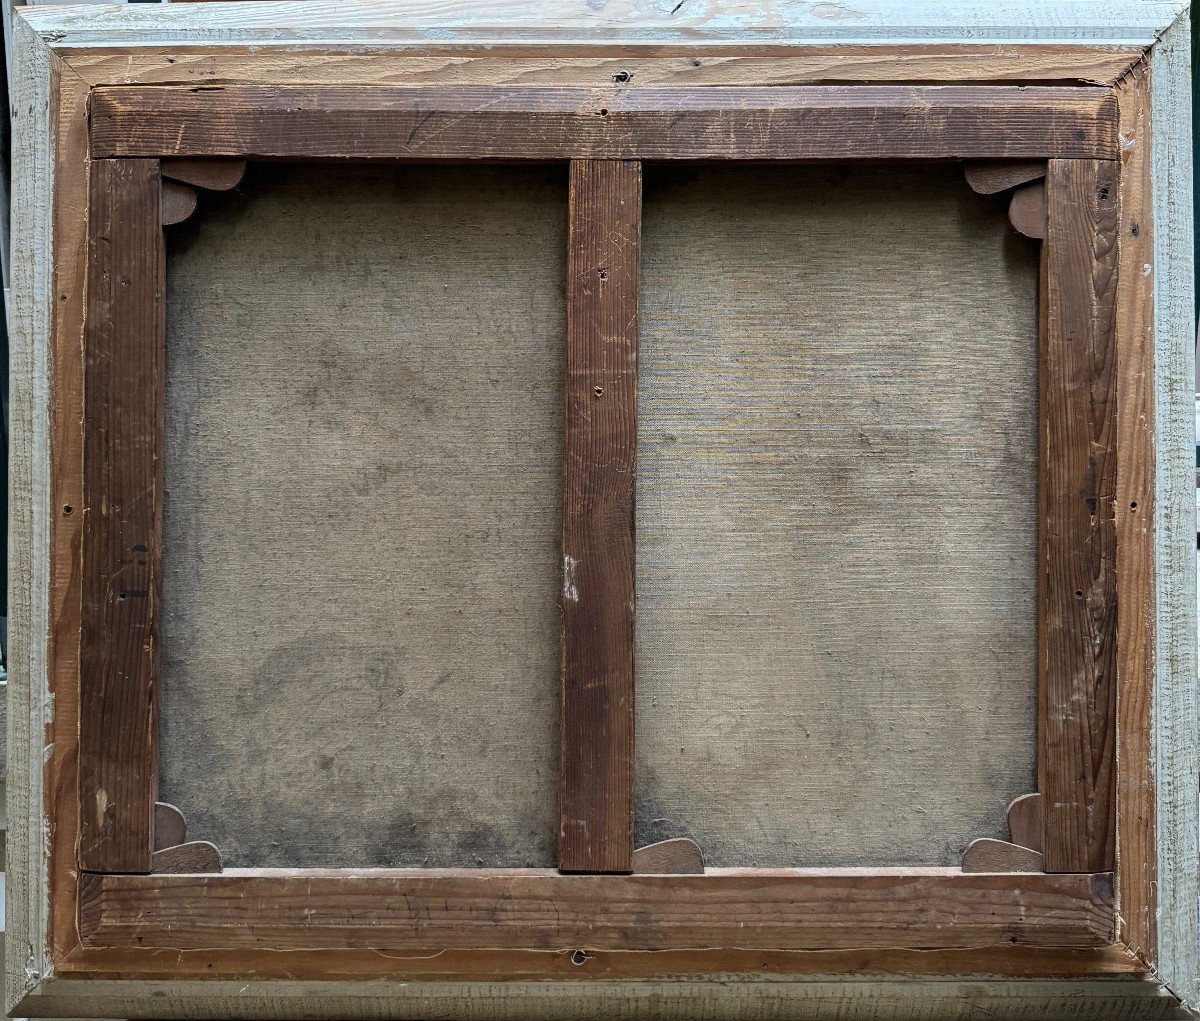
[571,950,589,966]
[593,386,605,398]
[612,69,632,83]
[1130,501,1138,510]
[598,108,609,117]
[62,505,73,515]
[1074,590,1084,599]
[599,270,608,281]
[118,592,126,600]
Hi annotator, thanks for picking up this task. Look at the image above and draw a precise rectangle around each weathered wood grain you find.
[88,85,1119,161]
[78,869,1116,951]
[1146,16,1200,1008]
[559,160,640,874]
[1039,158,1119,874]
[61,46,1147,92]
[1113,58,1159,971]
[79,158,164,875]
[49,983,1192,1021]
[52,942,1148,985]
[18,0,1181,48]
[44,47,92,977]
[8,18,72,1006]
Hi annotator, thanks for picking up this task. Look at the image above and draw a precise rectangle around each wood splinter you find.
[631,837,704,875]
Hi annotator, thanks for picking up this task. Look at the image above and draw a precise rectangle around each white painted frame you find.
[7,2,1195,1018]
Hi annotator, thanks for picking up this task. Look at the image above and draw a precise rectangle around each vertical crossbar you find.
[559,159,641,873]
[1039,157,1119,873]
[79,159,165,873]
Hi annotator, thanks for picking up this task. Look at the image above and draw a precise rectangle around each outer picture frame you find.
[8,3,1196,1019]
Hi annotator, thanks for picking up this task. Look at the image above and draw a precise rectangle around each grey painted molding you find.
[6,1,1196,1017]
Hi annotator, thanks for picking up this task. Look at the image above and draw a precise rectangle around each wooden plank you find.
[78,158,164,874]
[559,159,639,874]
[61,46,1147,90]
[1039,158,1119,874]
[22,981,1179,1021]
[53,942,1148,983]
[1146,15,1200,1011]
[8,17,72,1005]
[1113,59,1158,969]
[18,1,1182,48]
[77,869,1116,951]
[88,85,1119,161]
[44,48,93,978]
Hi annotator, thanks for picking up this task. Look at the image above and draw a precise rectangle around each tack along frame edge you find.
[8,11,1189,1012]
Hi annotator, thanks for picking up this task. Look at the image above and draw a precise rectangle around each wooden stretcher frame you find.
[7,3,1195,1019]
